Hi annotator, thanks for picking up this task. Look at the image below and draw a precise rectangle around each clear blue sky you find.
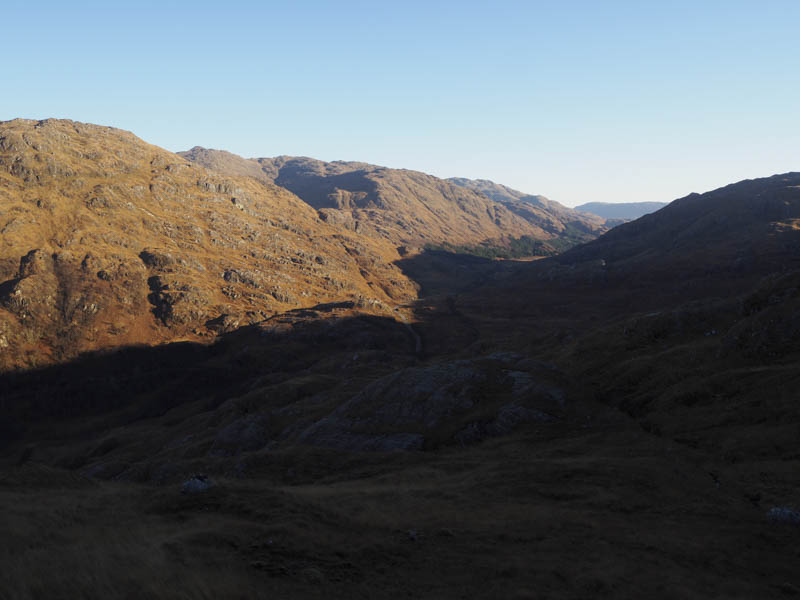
[2,1,798,206]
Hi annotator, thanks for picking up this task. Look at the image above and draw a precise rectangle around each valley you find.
[1,120,799,599]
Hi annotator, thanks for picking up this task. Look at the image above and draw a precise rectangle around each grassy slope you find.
[3,418,796,599]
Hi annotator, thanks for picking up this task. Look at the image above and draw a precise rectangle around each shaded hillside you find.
[180,149,607,250]
[451,173,800,492]
[555,173,800,288]
[3,297,798,599]
[463,173,800,345]
[0,119,418,370]
[575,201,668,220]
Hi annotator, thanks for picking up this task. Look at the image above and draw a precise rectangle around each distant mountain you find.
[574,201,668,220]
[446,177,605,240]
[181,149,609,252]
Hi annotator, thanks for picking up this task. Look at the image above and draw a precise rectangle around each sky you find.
[2,1,799,207]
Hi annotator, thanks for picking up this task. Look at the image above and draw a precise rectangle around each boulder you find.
[767,507,800,525]
[181,474,214,494]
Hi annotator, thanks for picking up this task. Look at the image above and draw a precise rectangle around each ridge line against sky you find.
[1,0,798,207]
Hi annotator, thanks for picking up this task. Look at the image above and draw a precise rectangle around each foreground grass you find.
[2,422,799,599]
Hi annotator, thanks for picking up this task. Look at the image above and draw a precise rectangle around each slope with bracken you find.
[180,148,608,252]
[0,119,419,370]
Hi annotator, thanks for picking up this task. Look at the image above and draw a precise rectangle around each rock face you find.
[179,150,608,250]
[210,415,270,457]
[0,119,418,369]
[767,507,800,525]
[453,403,554,445]
[295,356,563,451]
[181,474,214,494]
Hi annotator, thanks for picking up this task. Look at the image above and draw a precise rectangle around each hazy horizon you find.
[2,1,798,207]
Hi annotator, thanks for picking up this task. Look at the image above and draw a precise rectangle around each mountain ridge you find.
[179,148,609,251]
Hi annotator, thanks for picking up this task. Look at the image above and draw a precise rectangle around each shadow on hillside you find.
[275,168,379,210]
[395,248,528,298]
[0,310,423,450]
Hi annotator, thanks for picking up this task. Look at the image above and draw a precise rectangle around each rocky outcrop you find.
[181,474,214,494]
[453,403,554,446]
[146,275,207,326]
[1,249,60,325]
[209,415,270,457]
[295,356,563,451]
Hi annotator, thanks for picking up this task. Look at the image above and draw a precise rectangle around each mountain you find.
[574,200,668,220]
[180,149,608,252]
[0,119,419,369]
